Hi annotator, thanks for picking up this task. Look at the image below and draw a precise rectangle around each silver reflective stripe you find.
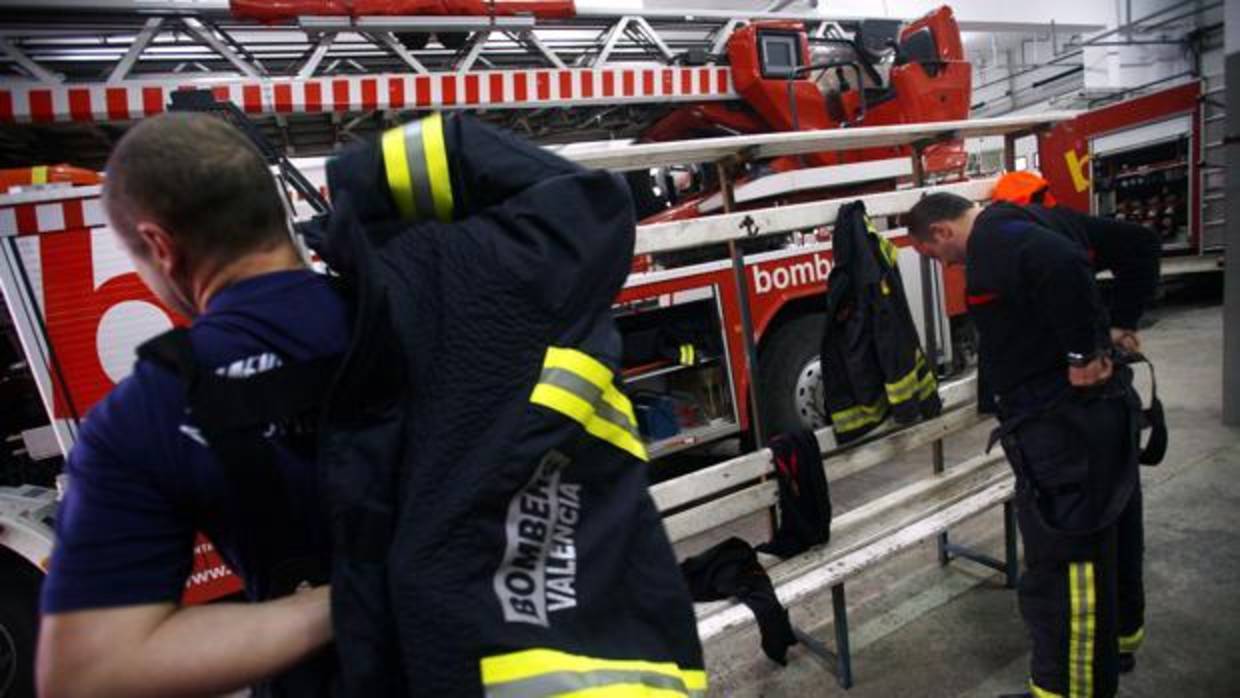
[540,366,602,406]
[596,398,637,432]
[539,367,640,434]
[486,668,690,698]
[401,119,437,222]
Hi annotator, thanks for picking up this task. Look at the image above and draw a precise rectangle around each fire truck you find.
[0,0,1033,691]
[1039,81,1225,275]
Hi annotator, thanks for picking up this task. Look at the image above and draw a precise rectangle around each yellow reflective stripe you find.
[1118,627,1144,654]
[550,685,694,697]
[30,166,48,185]
[884,366,922,404]
[831,400,887,433]
[1069,562,1096,697]
[1030,679,1065,698]
[916,369,937,399]
[678,344,695,366]
[421,112,454,222]
[544,347,613,392]
[380,113,454,222]
[531,348,647,461]
[1084,563,1095,694]
[682,670,707,691]
[480,648,705,695]
[877,233,899,267]
[531,382,596,425]
[528,383,645,461]
[381,126,416,220]
[600,383,639,431]
[585,408,647,461]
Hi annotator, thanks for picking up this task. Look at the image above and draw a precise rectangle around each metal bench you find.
[651,374,1018,688]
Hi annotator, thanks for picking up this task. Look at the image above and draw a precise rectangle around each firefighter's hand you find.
[1111,327,1141,354]
[1069,355,1113,387]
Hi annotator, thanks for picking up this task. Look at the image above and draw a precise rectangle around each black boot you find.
[1118,652,1136,674]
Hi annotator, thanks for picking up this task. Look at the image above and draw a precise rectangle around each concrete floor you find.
[694,283,1240,697]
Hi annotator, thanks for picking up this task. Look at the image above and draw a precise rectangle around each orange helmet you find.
[992,170,1057,207]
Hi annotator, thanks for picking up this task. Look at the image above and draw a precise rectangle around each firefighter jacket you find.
[315,113,706,697]
[819,201,941,443]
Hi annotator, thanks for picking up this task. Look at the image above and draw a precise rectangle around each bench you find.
[651,373,1017,688]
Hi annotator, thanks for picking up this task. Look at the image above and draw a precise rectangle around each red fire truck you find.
[1038,81,1224,271]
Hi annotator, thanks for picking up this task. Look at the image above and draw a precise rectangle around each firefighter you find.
[36,113,342,697]
[906,190,1159,698]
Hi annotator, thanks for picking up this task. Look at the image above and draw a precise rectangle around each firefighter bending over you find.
[907,189,1158,698]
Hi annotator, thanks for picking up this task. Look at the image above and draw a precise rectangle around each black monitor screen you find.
[760,34,799,78]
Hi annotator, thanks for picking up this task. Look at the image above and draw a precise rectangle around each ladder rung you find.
[1205,114,1227,124]
[1203,219,1226,227]
[1203,193,1224,202]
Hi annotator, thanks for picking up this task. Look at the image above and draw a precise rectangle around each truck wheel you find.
[0,552,41,698]
[757,313,827,438]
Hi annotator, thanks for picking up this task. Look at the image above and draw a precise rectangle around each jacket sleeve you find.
[1069,209,1160,330]
[379,168,636,322]
[1014,224,1107,358]
[325,112,584,226]
[441,113,586,217]
[328,113,634,318]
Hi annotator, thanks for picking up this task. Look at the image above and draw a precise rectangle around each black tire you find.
[756,312,827,438]
[0,551,41,698]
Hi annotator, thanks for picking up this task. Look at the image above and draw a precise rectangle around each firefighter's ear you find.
[133,221,179,276]
[926,220,955,244]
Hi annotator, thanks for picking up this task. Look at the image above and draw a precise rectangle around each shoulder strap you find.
[139,328,340,432]
[137,327,342,598]
[1115,351,1167,465]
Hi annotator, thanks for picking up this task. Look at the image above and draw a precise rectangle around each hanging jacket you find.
[755,430,831,559]
[819,201,942,444]
[316,113,706,697]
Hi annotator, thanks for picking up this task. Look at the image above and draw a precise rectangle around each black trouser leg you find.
[1115,482,1145,657]
[1017,498,1120,698]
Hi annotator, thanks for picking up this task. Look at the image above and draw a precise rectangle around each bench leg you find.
[932,441,950,567]
[787,583,854,689]
[832,583,854,689]
[940,502,1020,584]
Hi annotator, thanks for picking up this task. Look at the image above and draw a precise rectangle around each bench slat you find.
[663,481,778,543]
[820,405,988,485]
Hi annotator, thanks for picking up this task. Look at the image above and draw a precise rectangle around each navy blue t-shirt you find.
[41,269,350,613]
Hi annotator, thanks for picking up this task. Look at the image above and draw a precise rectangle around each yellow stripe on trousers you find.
[1069,562,1096,697]
[1118,627,1144,654]
[1029,679,1064,698]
